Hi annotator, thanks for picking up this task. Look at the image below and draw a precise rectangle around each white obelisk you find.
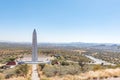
[32,29,38,62]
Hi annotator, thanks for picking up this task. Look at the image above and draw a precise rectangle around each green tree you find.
[78,56,89,72]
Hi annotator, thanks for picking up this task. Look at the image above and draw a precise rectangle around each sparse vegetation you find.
[0,64,32,80]
[43,68,120,80]
[15,64,29,77]
[84,49,120,64]
[0,44,120,80]
[41,64,81,77]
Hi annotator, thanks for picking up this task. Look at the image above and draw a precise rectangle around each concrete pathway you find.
[20,56,51,64]
[31,64,40,80]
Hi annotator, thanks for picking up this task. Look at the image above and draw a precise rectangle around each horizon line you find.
[0,40,120,44]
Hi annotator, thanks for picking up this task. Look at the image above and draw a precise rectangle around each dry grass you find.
[6,77,29,80]
[0,73,5,80]
[5,64,32,80]
[43,68,120,80]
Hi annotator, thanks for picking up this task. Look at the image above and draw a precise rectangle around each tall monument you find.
[32,29,38,62]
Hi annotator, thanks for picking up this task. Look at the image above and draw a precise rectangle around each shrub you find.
[15,64,29,77]
[3,66,16,79]
[93,65,103,71]
[61,61,69,66]
[42,65,59,77]
[5,73,14,79]
[42,64,81,77]
[38,63,45,70]
[51,60,58,65]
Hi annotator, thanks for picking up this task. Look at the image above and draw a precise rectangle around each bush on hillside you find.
[38,63,45,71]
[42,64,81,77]
[15,64,29,77]
[93,65,104,71]
[61,61,69,66]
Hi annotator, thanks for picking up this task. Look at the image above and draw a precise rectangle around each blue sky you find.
[0,0,120,43]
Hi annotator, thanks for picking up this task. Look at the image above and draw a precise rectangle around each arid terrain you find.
[0,43,120,80]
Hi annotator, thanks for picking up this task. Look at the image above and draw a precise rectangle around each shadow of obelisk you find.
[32,29,38,62]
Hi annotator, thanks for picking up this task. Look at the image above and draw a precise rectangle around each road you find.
[31,64,40,80]
[85,55,115,65]
[85,55,120,80]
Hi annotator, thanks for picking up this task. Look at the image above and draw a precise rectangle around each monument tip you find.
[33,29,37,33]
[34,29,36,31]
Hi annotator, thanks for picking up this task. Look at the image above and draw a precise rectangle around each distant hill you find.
[0,42,120,52]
